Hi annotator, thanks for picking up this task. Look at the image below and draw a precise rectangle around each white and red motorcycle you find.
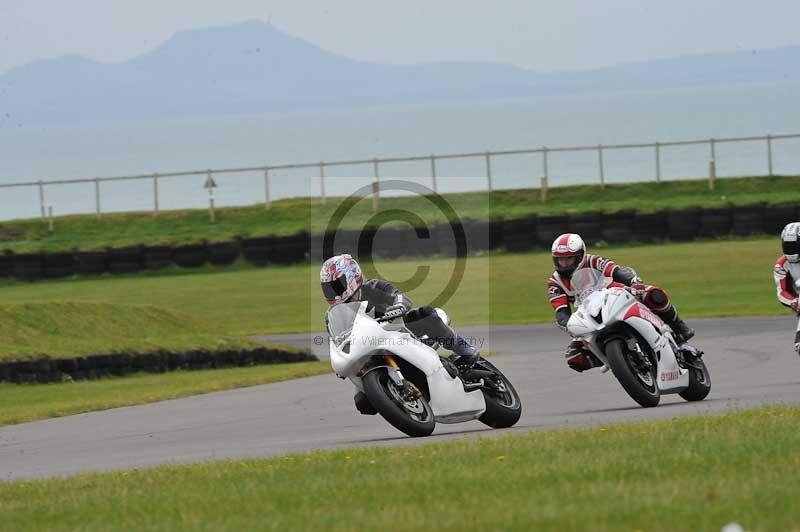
[326,301,521,437]
[567,268,711,407]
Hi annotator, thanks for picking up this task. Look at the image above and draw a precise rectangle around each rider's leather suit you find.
[359,279,463,350]
[773,255,800,349]
[546,255,692,371]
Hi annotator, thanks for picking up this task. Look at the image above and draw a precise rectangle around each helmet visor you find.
[555,255,581,270]
[783,240,800,258]
[321,276,349,301]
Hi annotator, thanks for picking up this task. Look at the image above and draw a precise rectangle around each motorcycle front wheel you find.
[362,368,436,437]
[606,338,661,408]
[474,359,522,429]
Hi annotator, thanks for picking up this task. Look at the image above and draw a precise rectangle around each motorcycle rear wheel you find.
[606,338,661,408]
[363,368,435,437]
[679,358,711,402]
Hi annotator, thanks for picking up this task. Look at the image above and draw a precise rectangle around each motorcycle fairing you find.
[329,302,486,421]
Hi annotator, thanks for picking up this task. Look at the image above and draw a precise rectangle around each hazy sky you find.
[1,0,799,74]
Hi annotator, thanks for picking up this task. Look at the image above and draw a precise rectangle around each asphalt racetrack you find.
[2,316,800,481]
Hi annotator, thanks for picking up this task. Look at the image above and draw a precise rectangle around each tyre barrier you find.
[764,204,798,236]
[568,212,604,245]
[1,203,797,280]
[631,211,668,242]
[172,243,208,268]
[501,216,537,252]
[666,208,702,241]
[241,236,272,265]
[464,219,492,253]
[75,251,107,276]
[12,253,43,281]
[698,207,732,238]
[0,253,12,278]
[269,232,309,264]
[488,219,506,251]
[0,346,318,384]
[42,252,77,279]
[731,203,766,236]
[106,246,143,275]
[208,241,240,266]
[536,215,569,248]
[143,246,174,270]
[600,210,635,243]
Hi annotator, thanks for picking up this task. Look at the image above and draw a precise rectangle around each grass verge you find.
[0,361,330,426]
[0,301,259,361]
[1,405,798,531]
[1,175,797,253]
[0,236,786,337]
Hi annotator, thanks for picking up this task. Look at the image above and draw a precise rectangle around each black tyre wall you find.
[536,215,569,248]
[172,244,208,268]
[600,210,635,243]
[763,203,798,235]
[106,246,143,274]
[666,208,701,241]
[568,212,604,245]
[143,246,174,270]
[698,207,732,238]
[632,211,668,242]
[731,203,766,236]
[75,251,108,276]
[208,241,240,266]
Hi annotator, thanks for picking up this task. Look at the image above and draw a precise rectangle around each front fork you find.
[384,354,405,388]
[383,353,424,401]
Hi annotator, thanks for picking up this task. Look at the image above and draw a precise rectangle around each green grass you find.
[2,175,798,253]
[0,301,260,361]
[2,405,798,531]
[0,237,786,339]
[0,361,331,426]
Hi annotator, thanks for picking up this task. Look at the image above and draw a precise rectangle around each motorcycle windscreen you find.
[325,302,364,345]
[571,268,606,304]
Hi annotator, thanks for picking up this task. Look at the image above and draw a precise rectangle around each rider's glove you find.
[791,298,800,314]
[382,303,408,321]
[629,282,648,300]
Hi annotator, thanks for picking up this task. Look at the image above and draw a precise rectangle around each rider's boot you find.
[449,336,481,367]
[657,304,695,344]
[354,391,377,415]
[566,340,602,372]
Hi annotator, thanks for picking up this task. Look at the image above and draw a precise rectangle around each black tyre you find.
[362,369,435,437]
[476,360,522,429]
[606,339,660,408]
[679,358,711,402]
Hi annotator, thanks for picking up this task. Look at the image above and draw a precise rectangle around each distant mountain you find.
[1,20,798,127]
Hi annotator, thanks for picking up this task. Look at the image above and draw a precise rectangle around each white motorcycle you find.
[326,301,522,437]
[567,268,711,408]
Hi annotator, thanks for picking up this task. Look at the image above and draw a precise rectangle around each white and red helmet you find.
[551,233,586,278]
[320,254,364,306]
[781,222,800,263]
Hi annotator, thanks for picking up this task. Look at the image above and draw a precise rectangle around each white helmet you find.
[781,222,800,263]
[551,233,586,278]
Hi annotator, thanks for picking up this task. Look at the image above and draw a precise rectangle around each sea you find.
[1,81,799,221]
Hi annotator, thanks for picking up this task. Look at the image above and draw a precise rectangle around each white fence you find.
[2,132,798,219]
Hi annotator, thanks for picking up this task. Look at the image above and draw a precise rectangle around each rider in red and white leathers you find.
[547,233,695,372]
[773,222,800,354]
